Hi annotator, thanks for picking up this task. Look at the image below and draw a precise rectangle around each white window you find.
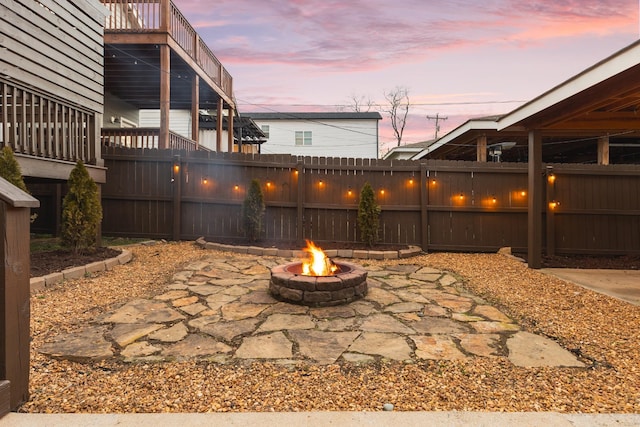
[260,124,270,138]
[295,130,312,146]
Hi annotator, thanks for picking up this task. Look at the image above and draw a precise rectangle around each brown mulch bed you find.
[20,241,640,413]
[30,247,122,278]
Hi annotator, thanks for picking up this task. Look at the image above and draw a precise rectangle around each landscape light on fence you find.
[431,179,437,186]
[234,184,239,191]
[173,164,180,173]
[318,180,324,187]
[458,193,464,200]
[379,189,385,195]
[549,200,560,210]
[347,188,353,197]
[266,181,272,189]
[492,196,497,204]
[520,190,527,197]
[547,173,556,184]
[202,177,209,185]
[408,178,414,185]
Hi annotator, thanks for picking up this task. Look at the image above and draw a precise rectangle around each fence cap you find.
[0,177,40,208]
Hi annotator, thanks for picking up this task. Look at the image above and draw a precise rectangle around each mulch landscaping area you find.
[21,242,640,413]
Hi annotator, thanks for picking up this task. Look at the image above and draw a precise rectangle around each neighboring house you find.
[248,112,382,158]
[382,140,436,160]
[199,112,266,154]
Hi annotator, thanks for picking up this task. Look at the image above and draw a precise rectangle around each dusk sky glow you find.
[176,0,639,155]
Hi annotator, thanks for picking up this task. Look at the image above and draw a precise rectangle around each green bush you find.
[242,179,265,242]
[0,146,28,192]
[357,182,381,247]
[61,160,103,254]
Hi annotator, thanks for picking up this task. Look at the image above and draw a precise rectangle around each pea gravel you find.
[20,242,640,413]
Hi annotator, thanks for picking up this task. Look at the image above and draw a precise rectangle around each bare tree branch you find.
[383,87,410,146]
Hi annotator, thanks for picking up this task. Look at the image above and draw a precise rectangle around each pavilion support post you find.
[597,135,609,165]
[528,130,543,269]
[296,163,305,244]
[227,108,234,152]
[159,45,170,150]
[191,75,199,148]
[216,99,223,152]
[172,155,181,241]
[545,167,556,257]
[476,135,487,162]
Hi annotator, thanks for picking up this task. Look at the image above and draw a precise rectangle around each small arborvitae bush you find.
[61,160,103,254]
[0,146,28,192]
[242,179,265,242]
[357,181,381,247]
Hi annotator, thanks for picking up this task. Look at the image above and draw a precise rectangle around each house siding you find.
[251,114,380,159]
[139,109,192,137]
[0,0,107,113]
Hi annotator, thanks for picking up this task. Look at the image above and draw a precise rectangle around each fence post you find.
[172,155,182,241]
[420,163,429,252]
[0,177,40,412]
[545,166,556,256]
[296,162,304,242]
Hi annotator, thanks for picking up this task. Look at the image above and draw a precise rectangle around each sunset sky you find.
[176,0,639,155]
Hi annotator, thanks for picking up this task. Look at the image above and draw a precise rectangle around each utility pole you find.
[427,113,448,139]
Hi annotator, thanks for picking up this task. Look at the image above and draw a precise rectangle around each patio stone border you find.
[195,237,423,259]
[30,248,133,293]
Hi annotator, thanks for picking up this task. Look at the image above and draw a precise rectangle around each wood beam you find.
[159,45,170,149]
[476,135,487,162]
[227,107,234,152]
[191,75,199,147]
[528,130,543,269]
[598,135,610,165]
[216,98,223,152]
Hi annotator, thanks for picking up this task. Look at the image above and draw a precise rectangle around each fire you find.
[301,240,339,276]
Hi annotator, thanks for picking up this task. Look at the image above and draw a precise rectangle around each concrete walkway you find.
[37,253,584,368]
[542,268,640,305]
[3,411,640,427]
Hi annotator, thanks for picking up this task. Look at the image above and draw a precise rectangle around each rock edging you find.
[30,249,133,293]
[195,237,423,260]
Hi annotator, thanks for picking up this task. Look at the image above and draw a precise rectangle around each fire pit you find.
[269,241,368,307]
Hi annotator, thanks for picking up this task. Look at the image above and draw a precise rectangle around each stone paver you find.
[37,252,589,368]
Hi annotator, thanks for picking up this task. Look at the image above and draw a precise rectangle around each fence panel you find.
[99,149,640,255]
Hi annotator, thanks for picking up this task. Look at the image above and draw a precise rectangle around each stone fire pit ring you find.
[269,260,368,307]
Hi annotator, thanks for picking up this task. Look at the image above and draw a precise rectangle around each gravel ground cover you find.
[21,242,640,413]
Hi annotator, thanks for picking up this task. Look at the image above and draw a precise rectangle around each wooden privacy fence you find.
[100,147,640,255]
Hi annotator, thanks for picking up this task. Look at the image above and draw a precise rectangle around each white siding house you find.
[248,112,382,159]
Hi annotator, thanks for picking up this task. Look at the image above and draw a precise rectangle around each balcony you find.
[101,0,234,130]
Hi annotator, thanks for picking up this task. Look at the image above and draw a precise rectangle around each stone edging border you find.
[30,249,133,293]
[195,237,423,260]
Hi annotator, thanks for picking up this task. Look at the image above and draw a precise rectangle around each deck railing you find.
[0,80,97,164]
[101,0,233,98]
[101,128,206,151]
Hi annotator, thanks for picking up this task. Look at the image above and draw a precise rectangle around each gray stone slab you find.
[409,317,470,335]
[148,322,189,342]
[412,335,467,360]
[348,332,412,361]
[199,318,261,342]
[257,313,315,333]
[457,333,502,357]
[109,323,164,347]
[360,314,415,334]
[235,332,292,359]
[364,287,402,306]
[162,334,232,359]
[507,331,586,367]
[189,285,224,296]
[121,342,161,358]
[309,305,356,319]
[103,299,185,324]
[385,302,424,313]
[473,305,513,322]
[221,302,268,320]
[289,330,360,364]
[154,290,190,301]
[180,302,207,316]
[470,321,520,333]
[38,326,113,361]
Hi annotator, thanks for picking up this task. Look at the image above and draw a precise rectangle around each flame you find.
[301,240,339,276]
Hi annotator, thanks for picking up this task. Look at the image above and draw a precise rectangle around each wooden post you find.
[227,108,234,152]
[476,135,487,162]
[597,135,610,165]
[296,163,304,243]
[172,155,181,241]
[545,167,555,257]
[159,44,170,150]
[191,75,200,148]
[528,130,543,269]
[216,99,223,152]
[0,178,39,412]
[420,163,429,252]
